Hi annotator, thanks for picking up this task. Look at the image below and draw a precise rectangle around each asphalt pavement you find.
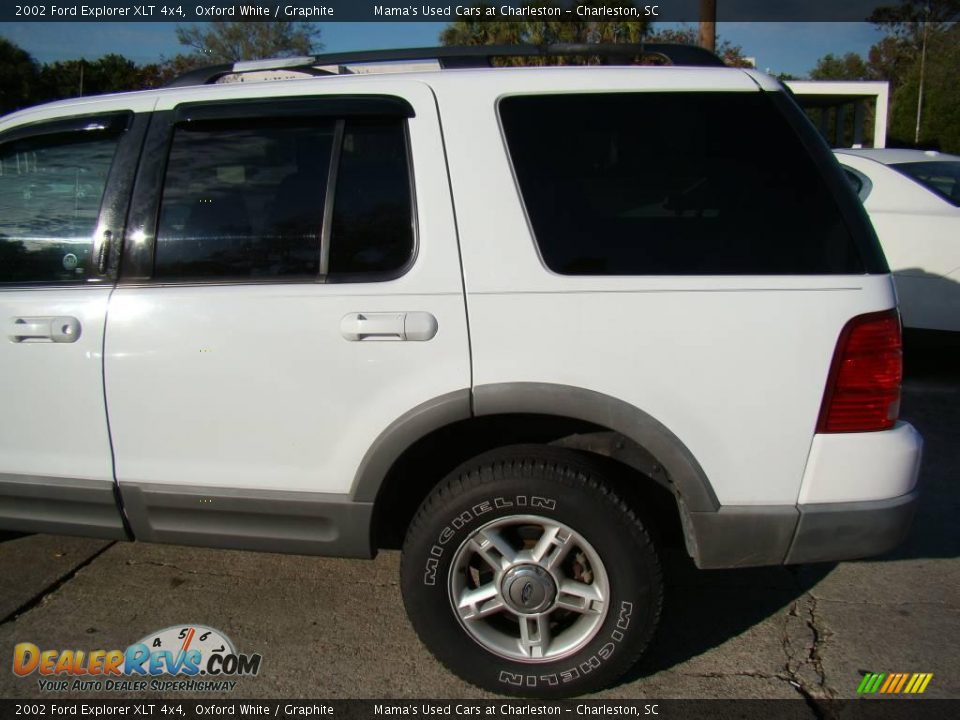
[0,343,957,707]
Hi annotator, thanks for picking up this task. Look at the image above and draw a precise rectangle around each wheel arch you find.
[353,383,720,553]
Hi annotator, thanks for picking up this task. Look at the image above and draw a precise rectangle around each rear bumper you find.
[687,422,923,569]
[784,490,919,565]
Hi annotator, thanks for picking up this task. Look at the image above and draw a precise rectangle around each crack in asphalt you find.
[123,559,254,580]
[811,594,958,610]
[0,541,117,627]
[676,669,820,716]
[805,595,831,694]
[776,593,838,719]
[122,560,400,588]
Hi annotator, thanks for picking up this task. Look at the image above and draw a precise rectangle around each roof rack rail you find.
[165,43,725,87]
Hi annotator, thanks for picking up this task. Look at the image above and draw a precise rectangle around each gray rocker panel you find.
[120,483,374,558]
[0,474,128,540]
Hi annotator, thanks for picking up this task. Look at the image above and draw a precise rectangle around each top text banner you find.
[4,1,896,23]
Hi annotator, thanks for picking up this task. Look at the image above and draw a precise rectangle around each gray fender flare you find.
[351,383,718,513]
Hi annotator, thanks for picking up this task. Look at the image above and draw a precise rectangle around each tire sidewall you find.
[401,462,661,697]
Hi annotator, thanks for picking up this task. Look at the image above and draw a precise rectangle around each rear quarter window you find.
[499,92,866,275]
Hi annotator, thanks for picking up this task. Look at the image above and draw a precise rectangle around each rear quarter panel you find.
[435,72,897,505]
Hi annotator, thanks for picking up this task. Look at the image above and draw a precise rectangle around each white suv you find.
[0,45,923,697]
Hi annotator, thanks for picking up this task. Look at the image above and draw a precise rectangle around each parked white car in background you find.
[835,148,960,333]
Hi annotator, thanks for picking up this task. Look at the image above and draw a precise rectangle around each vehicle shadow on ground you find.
[625,552,832,678]
[625,337,960,679]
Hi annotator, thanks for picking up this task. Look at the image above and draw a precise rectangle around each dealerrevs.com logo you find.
[13,625,262,693]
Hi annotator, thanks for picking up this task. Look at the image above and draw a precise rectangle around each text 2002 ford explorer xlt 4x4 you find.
[0,44,923,697]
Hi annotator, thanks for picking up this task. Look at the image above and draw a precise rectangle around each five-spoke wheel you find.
[401,447,663,697]
[449,515,609,662]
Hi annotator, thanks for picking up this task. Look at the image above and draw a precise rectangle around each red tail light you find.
[817,309,902,433]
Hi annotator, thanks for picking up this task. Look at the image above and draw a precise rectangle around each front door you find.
[0,110,145,537]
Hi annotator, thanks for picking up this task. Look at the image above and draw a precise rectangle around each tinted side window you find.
[500,92,864,275]
[329,120,413,276]
[153,115,414,282]
[0,134,119,283]
[155,120,335,280]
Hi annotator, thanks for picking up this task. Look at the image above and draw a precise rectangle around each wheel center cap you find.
[501,565,557,614]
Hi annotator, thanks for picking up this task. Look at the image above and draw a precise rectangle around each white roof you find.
[0,65,766,131]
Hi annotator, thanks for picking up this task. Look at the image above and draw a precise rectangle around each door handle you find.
[340,312,438,342]
[9,317,82,343]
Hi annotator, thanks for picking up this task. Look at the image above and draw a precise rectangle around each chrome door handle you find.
[340,312,438,342]
[9,317,82,343]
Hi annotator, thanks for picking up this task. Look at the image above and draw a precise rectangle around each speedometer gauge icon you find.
[136,625,235,673]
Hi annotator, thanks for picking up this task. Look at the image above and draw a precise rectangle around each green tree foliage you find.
[36,54,151,101]
[866,35,914,87]
[646,25,753,67]
[809,0,960,152]
[889,24,960,152]
[810,52,872,81]
[0,22,326,116]
[440,4,750,66]
[869,0,960,44]
[440,1,648,65]
[0,38,40,115]
[175,21,322,63]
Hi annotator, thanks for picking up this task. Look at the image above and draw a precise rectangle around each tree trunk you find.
[699,0,717,52]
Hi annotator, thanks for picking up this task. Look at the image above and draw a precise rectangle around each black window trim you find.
[319,120,345,276]
[0,109,145,289]
[0,111,131,146]
[839,164,873,203]
[118,96,419,287]
[174,95,415,124]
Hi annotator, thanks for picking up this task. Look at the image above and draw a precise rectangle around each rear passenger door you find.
[0,111,145,537]
[104,84,469,551]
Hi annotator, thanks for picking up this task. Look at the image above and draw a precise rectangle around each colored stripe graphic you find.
[857,673,884,694]
[857,672,933,694]
[893,673,909,693]
[879,674,897,693]
[906,673,934,693]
